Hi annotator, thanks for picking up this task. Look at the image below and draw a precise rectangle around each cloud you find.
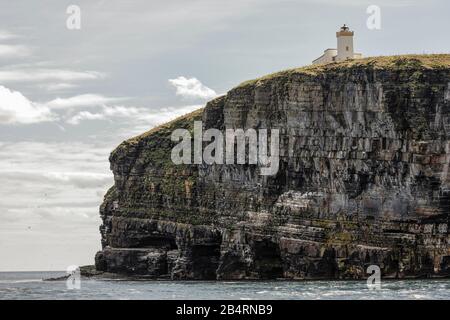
[139,104,202,124]
[41,83,77,91]
[0,85,55,124]
[0,141,113,221]
[0,30,18,40]
[121,104,203,138]
[66,105,144,125]
[0,68,104,83]
[0,30,29,57]
[0,88,143,125]
[0,141,113,208]
[169,76,217,100]
[46,94,125,109]
[0,87,132,125]
[102,105,142,117]
[0,44,31,57]
[66,111,105,125]
[0,171,112,189]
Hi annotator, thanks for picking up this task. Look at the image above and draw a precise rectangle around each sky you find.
[0,0,449,271]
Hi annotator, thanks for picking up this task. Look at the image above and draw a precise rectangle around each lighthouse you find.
[312,24,363,64]
[336,24,355,61]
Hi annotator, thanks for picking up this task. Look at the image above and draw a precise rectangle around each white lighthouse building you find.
[312,24,363,64]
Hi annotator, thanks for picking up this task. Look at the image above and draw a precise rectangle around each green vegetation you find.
[110,107,203,170]
[127,108,204,144]
[236,54,450,89]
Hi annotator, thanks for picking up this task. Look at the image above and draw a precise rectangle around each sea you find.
[0,271,449,300]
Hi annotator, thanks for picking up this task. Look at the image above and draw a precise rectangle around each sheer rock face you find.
[96,56,450,279]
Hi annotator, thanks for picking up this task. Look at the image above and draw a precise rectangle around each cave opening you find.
[140,235,178,250]
[253,240,284,279]
[191,241,222,280]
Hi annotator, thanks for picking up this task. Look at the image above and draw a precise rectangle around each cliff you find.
[95,55,450,280]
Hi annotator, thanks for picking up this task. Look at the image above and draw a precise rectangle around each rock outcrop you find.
[95,55,450,279]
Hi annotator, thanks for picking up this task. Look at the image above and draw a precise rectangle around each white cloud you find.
[66,105,144,125]
[0,30,18,40]
[0,171,111,189]
[102,105,142,117]
[139,104,202,124]
[169,76,217,100]
[46,94,125,109]
[0,44,31,57]
[0,85,55,124]
[41,83,77,91]
[66,111,105,125]
[0,88,144,125]
[0,141,113,219]
[0,68,104,83]
[0,87,133,125]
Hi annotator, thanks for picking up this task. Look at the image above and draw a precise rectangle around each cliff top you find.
[237,54,450,88]
[126,108,203,144]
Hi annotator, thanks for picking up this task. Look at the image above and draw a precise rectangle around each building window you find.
[346,46,349,51]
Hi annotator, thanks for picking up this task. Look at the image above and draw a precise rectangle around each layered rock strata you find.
[95,55,450,279]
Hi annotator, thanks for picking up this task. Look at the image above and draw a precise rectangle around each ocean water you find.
[0,272,449,300]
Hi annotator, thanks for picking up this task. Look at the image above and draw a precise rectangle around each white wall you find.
[312,49,337,64]
[336,34,354,61]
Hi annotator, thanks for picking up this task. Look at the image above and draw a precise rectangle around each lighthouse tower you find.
[312,24,363,65]
[336,24,354,61]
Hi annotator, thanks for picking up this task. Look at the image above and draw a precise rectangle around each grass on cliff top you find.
[111,108,203,157]
[126,108,203,144]
[237,54,450,88]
